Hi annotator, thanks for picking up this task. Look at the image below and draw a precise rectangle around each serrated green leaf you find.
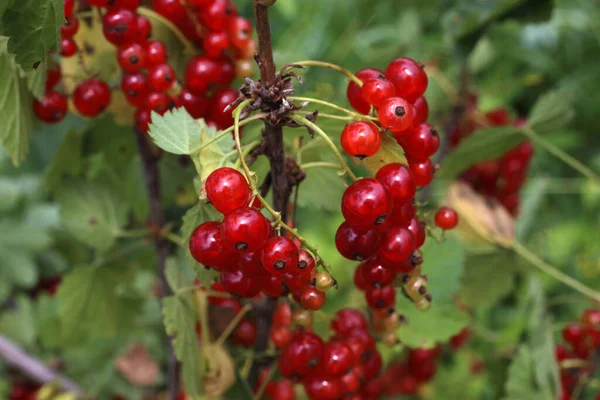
[148,108,202,155]
[502,346,541,400]
[419,238,465,301]
[527,90,575,134]
[0,295,36,345]
[190,119,236,183]
[162,295,202,396]
[0,38,35,165]
[25,61,47,100]
[35,293,63,350]
[298,167,346,211]
[165,254,196,293]
[360,133,408,176]
[57,266,142,344]
[460,251,517,307]
[437,127,525,179]
[180,202,221,265]
[57,182,128,252]
[45,130,84,191]
[0,0,62,70]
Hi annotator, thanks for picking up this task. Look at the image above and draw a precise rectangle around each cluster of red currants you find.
[34,0,255,132]
[556,309,600,400]
[336,57,458,312]
[450,106,534,216]
[190,167,331,309]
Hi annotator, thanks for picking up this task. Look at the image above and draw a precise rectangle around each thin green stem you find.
[138,7,196,55]
[196,113,266,153]
[300,162,344,171]
[522,126,600,187]
[290,114,358,182]
[215,304,253,347]
[194,290,211,374]
[292,60,363,86]
[162,231,185,247]
[560,359,589,369]
[290,96,376,121]
[295,110,358,121]
[511,241,600,302]
[254,363,277,399]
[233,140,262,169]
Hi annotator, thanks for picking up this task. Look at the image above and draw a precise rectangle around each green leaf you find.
[25,61,47,100]
[527,90,575,134]
[298,167,346,211]
[190,119,236,183]
[0,295,36,345]
[56,181,128,252]
[0,38,35,165]
[57,266,142,344]
[35,293,63,350]
[165,254,196,293]
[45,130,84,191]
[162,294,201,397]
[148,108,202,155]
[0,0,62,70]
[225,371,255,400]
[360,133,408,176]
[460,251,517,307]
[502,346,541,400]
[180,202,221,265]
[418,238,465,301]
[437,127,526,179]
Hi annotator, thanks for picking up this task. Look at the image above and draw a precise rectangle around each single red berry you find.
[227,16,253,50]
[378,96,416,133]
[205,167,250,215]
[360,77,396,107]
[64,0,75,18]
[261,236,300,275]
[365,285,395,309]
[178,87,208,119]
[148,63,176,92]
[347,68,382,114]
[281,270,311,293]
[145,91,171,115]
[33,91,68,124]
[363,350,383,380]
[360,258,396,288]
[216,57,236,87]
[203,31,230,59]
[270,325,294,348]
[303,377,342,400]
[398,123,440,161]
[59,37,77,57]
[378,227,415,265]
[61,14,79,38]
[209,88,237,128]
[134,107,151,132]
[107,0,141,12]
[321,341,354,377]
[406,217,426,248]
[341,178,392,230]
[555,344,569,362]
[122,72,150,108]
[362,378,384,398]
[264,380,295,400]
[134,14,152,42]
[412,96,429,124]
[299,286,326,310]
[220,208,271,252]
[353,264,368,291]
[413,359,437,383]
[340,121,381,158]
[330,309,368,337]
[408,347,440,366]
[339,370,361,395]
[102,9,137,46]
[198,0,237,32]
[73,79,112,117]
[335,222,380,261]
[279,331,324,378]
[582,309,600,327]
[273,302,292,326]
[343,329,375,360]
[146,40,168,67]
[185,56,220,94]
[189,221,237,270]
[231,318,257,347]
[434,206,458,230]
[385,57,428,102]
[408,158,434,187]
[46,64,61,90]
[117,42,147,73]
[387,201,416,226]
[151,0,187,22]
[220,265,263,298]
[562,323,585,345]
[375,163,416,206]
[262,274,285,297]
[298,250,316,273]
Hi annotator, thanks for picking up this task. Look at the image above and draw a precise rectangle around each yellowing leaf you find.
[191,119,236,186]
[360,133,407,176]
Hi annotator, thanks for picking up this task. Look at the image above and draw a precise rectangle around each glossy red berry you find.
[408,158,434,187]
[406,217,426,248]
[33,91,68,124]
[398,123,440,161]
[378,96,416,133]
[228,17,253,50]
[282,269,311,293]
[151,0,187,22]
[117,43,146,73]
[344,329,375,360]
[46,64,61,90]
[385,58,428,102]
[264,380,295,400]
[387,201,416,226]
[365,285,395,309]
[322,341,354,376]
[378,227,415,265]
[189,221,237,270]
[412,96,429,124]
[341,178,392,230]
[562,323,584,345]
[209,88,237,128]
[122,72,149,107]
[347,68,382,114]
[434,207,458,230]
[148,64,176,92]
[340,121,381,158]
[231,319,257,348]
[298,250,315,273]
[102,10,137,46]
[220,208,271,252]
[330,309,368,337]
[205,167,250,215]
[73,79,112,117]
[363,350,383,380]
[261,236,300,275]
[339,370,361,394]
[299,286,326,310]
[146,91,171,114]
[59,37,77,57]
[375,163,416,206]
[220,265,263,298]
[185,56,220,94]
[335,222,380,261]
[273,302,292,326]
[353,264,368,291]
[198,0,237,32]
[203,31,230,59]
[303,377,342,400]
[271,324,293,348]
[61,14,79,38]
[279,331,324,378]
[360,77,396,107]
[107,0,141,11]
[134,15,152,42]
[64,0,75,18]
[262,274,285,297]
[360,258,396,287]
[134,108,151,132]
[146,40,168,67]
[178,87,208,119]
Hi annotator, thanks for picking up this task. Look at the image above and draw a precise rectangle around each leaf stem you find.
[254,364,277,399]
[295,110,356,121]
[290,96,376,121]
[196,113,266,153]
[290,114,358,182]
[215,304,253,347]
[511,241,600,303]
[137,7,197,55]
[300,161,344,171]
[292,60,363,86]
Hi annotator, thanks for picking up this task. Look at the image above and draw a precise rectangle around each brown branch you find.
[0,334,84,397]
[133,130,179,400]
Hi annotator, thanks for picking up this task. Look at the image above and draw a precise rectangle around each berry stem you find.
[292,60,363,86]
[300,161,345,171]
[290,114,359,182]
[511,241,600,302]
[295,110,359,121]
[197,113,267,153]
[254,362,277,399]
[290,96,377,121]
[215,304,253,347]
[137,7,197,55]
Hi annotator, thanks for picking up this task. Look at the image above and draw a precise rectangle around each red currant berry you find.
[321,341,354,376]
[408,158,434,187]
[198,0,237,32]
[59,37,77,57]
[299,286,326,310]
[264,380,295,400]
[61,14,79,38]
[378,96,416,133]
[339,370,360,394]
[398,123,440,161]
[203,31,230,59]
[375,163,416,206]
[46,64,61,90]
[261,236,300,275]
[271,325,293,348]
[146,91,170,115]
[363,350,383,380]
[449,327,471,350]
[189,221,237,270]
[330,309,368,337]
[134,14,152,42]
[262,274,285,297]
[185,56,220,94]
[365,285,395,309]
[117,42,147,73]
[360,258,396,288]
[107,0,141,11]
[562,323,584,345]
[148,63,176,92]
[273,302,292,326]
[102,9,136,46]
[582,309,600,327]
[220,208,271,252]
[353,264,368,291]
[146,40,168,67]
[335,222,380,261]
[362,378,384,398]
[341,178,392,230]
[360,77,396,107]
[134,107,151,132]
[227,17,253,50]
[122,72,150,108]
[216,57,236,87]
[406,217,426,248]
[378,227,415,265]
[151,0,187,22]
[340,121,381,159]
[303,376,342,400]
[282,269,311,294]
[205,167,250,215]
[209,88,237,128]
[347,68,382,114]
[64,0,75,18]
[279,331,324,378]
[343,329,375,360]
[298,250,315,272]
[434,206,458,230]
[387,201,416,226]
[178,87,208,119]
[220,265,263,298]
[412,96,429,124]
[73,79,111,117]
[385,58,428,102]
[231,318,256,347]
[33,91,68,124]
